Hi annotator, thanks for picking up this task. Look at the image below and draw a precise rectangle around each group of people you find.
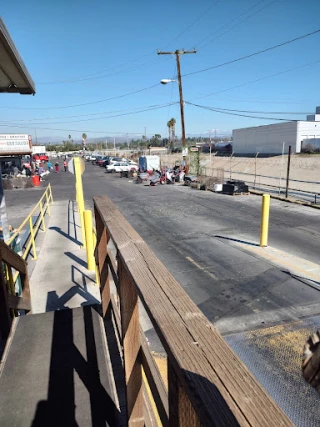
[53,160,67,173]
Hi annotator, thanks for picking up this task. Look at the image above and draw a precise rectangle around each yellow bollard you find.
[74,158,86,249]
[260,194,270,247]
[83,210,95,271]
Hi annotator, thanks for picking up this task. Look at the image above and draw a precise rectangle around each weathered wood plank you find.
[168,360,200,427]
[140,333,169,427]
[94,208,110,316]
[107,250,119,291]
[0,241,27,274]
[7,294,31,311]
[94,195,293,427]
[118,256,144,427]
[0,257,11,339]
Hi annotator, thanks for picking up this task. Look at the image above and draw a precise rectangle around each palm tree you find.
[167,118,176,150]
[82,133,87,141]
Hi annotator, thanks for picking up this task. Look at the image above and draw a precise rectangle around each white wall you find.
[297,121,320,153]
[232,122,298,154]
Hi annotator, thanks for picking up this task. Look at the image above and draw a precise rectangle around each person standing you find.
[63,160,67,172]
[55,162,59,173]
[47,161,52,172]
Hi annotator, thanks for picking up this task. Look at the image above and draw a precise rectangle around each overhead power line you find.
[0,102,178,127]
[191,58,320,100]
[0,83,160,110]
[183,28,320,77]
[192,106,314,115]
[186,101,317,122]
[195,0,268,48]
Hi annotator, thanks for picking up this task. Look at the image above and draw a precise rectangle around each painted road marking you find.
[186,256,217,280]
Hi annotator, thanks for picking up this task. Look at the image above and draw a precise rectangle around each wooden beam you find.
[140,333,169,427]
[0,240,27,274]
[94,207,110,316]
[118,256,144,427]
[7,294,31,311]
[0,257,11,339]
[94,195,293,427]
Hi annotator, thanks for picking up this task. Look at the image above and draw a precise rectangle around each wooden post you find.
[0,258,11,338]
[118,256,144,427]
[94,209,110,316]
[285,145,292,198]
[168,361,200,427]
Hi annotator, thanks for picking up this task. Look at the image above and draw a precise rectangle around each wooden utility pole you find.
[157,49,196,148]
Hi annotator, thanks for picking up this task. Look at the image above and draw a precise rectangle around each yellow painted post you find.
[39,201,46,232]
[74,158,86,248]
[260,194,270,247]
[46,191,51,216]
[49,184,54,203]
[29,216,37,259]
[84,210,95,271]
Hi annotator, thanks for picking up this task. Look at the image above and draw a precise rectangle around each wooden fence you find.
[94,195,293,427]
[0,241,31,339]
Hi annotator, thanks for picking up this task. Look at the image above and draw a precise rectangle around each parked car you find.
[106,162,139,173]
[98,156,109,167]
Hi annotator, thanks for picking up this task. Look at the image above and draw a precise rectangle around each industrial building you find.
[232,106,320,155]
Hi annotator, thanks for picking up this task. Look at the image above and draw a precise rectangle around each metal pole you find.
[285,145,292,198]
[113,137,116,152]
[254,152,259,190]
[279,142,285,195]
[229,151,234,181]
[74,158,86,248]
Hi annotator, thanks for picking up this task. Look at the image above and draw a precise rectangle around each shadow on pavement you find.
[68,200,80,241]
[49,226,82,246]
[215,235,259,247]
[31,306,119,427]
[65,251,88,269]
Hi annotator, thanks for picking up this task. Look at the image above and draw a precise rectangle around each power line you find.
[0,102,177,127]
[163,0,221,48]
[191,106,314,115]
[200,0,277,49]
[186,101,312,122]
[191,59,320,100]
[194,0,265,48]
[183,29,320,77]
[0,83,160,110]
[3,103,177,123]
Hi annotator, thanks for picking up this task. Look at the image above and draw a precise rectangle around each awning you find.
[0,17,35,95]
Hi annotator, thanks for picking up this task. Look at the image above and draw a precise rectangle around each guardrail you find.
[94,195,293,427]
[0,241,31,339]
[6,184,53,286]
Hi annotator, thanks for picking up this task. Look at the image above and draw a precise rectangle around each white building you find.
[232,107,320,155]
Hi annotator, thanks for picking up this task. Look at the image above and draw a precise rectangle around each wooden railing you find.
[0,241,31,339]
[94,195,293,427]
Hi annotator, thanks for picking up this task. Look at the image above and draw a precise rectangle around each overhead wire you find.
[0,102,178,126]
[0,83,161,110]
[190,58,320,100]
[200,0,277,49]
[186,101,320,122]
[183,29,320,77]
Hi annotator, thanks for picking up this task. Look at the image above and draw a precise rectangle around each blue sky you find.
[1,0,320,141]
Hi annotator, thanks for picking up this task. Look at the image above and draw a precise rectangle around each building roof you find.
[0,17,35,95]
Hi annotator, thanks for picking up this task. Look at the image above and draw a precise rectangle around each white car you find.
[106,162,138,173]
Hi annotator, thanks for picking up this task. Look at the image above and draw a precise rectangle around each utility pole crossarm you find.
[157,49,197,55]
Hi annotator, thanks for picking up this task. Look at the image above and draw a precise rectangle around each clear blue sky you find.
[1,0,320,141]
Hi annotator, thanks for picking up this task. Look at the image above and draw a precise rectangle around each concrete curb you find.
[249,189,320,210]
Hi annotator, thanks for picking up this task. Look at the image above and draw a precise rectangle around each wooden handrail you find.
[0,241,31,339]
[94,195,293,427]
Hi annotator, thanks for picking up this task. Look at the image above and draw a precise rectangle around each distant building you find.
[232,107,320,155]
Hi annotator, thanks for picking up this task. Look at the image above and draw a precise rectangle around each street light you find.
[160,79,177,84]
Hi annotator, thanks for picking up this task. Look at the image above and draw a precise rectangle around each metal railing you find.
[6,184,53,284]
[94,195,293,427]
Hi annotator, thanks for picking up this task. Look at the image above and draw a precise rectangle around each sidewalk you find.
[30,199,100,314]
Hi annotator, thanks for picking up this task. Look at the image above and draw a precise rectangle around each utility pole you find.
[285,145,292,198]
[158,49,196,153]
[34,129,38,145]
[113,137,116,152]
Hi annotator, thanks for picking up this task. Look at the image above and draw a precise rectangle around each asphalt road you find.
[4,162,320,424]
